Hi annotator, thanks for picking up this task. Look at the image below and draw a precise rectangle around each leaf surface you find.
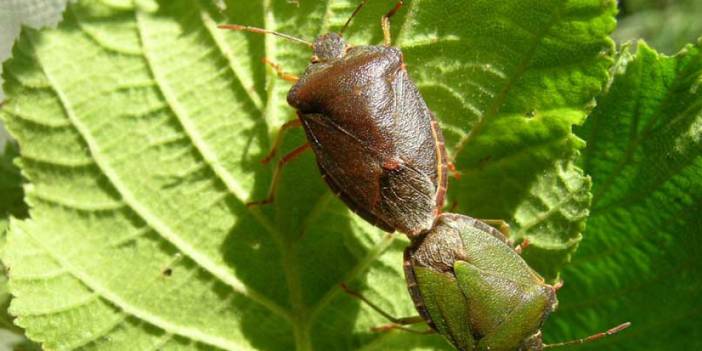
[0,0,615,350]
[0,143,31,348]
[545,42,702,350]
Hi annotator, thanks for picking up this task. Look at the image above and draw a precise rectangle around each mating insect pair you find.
[221,1,629,350]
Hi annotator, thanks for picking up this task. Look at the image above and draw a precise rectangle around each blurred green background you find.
[617,0,702,54]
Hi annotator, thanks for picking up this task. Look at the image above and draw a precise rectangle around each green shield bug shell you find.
[401,213,630,350]
[220,1,450,237]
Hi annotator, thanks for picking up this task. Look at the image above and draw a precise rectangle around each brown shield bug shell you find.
[220,1,449,237]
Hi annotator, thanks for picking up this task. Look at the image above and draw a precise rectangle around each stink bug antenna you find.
[341,0,369,34]
[543,322,631,348]
[218,24,313,48]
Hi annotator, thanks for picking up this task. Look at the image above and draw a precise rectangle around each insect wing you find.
[454,261,552,351]
[301,113,393,231]
[378,162,436,234]
[412,265,476,350]
[452,216,541,285]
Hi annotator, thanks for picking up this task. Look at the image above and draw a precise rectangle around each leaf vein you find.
[452,2,568,159]
[16,220,247,351]
[30,24,292,335]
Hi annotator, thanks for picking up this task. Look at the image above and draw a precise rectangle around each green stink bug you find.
[344,213,629,350]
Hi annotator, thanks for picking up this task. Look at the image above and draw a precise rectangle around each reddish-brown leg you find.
[479,219,530,254]
[447,161,462,180]
[262,57,299,83]
[261,119,303,164]
[247,143,310,207]
[552,280,564,291]
[480,219,511,238]
[372,323,435,334]
[340,284,431,333]
[543,322,631,348]
[381,1,403,46]
[515,238,530,254]
[247,55,302,207]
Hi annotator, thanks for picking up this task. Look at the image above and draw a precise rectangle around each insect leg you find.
[340,284,425,326]
[247,143,310,207]
[543,322,631,348]
[262,57,299,82]
[371,323,435,334]
[479,219,511,238]
[478,219,530,253]
[261,119,303,164]
[513,238,530,254]
[341,0,369,34]
[218,24,313,47]
[381,1,404,46]
[447,161,462,180]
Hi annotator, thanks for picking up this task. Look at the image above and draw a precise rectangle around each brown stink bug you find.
[220,0,453,237]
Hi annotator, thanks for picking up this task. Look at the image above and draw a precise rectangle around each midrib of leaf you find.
[257,0,311,349]
[249,2,422,349]
[134,6,283,264]
[589,62,698,208]
[584,46,695,213]
[453,133,572,178]
[451,2,566,160]
[26,17,289,350]
[588,59,645,206]
[516,181,585,240]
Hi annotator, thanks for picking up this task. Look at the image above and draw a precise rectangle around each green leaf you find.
[0,142,31,345]
[545,42,702,350]
[0,227,14,330]
[419,1,614,279]
[0,142,26,229]
[0,0,614,350]
[0,142,24,322]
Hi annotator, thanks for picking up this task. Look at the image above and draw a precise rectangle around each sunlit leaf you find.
[0,0,615,349]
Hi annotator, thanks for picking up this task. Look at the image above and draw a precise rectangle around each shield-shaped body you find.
[288,34,447,236]
[403,213,558,350]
